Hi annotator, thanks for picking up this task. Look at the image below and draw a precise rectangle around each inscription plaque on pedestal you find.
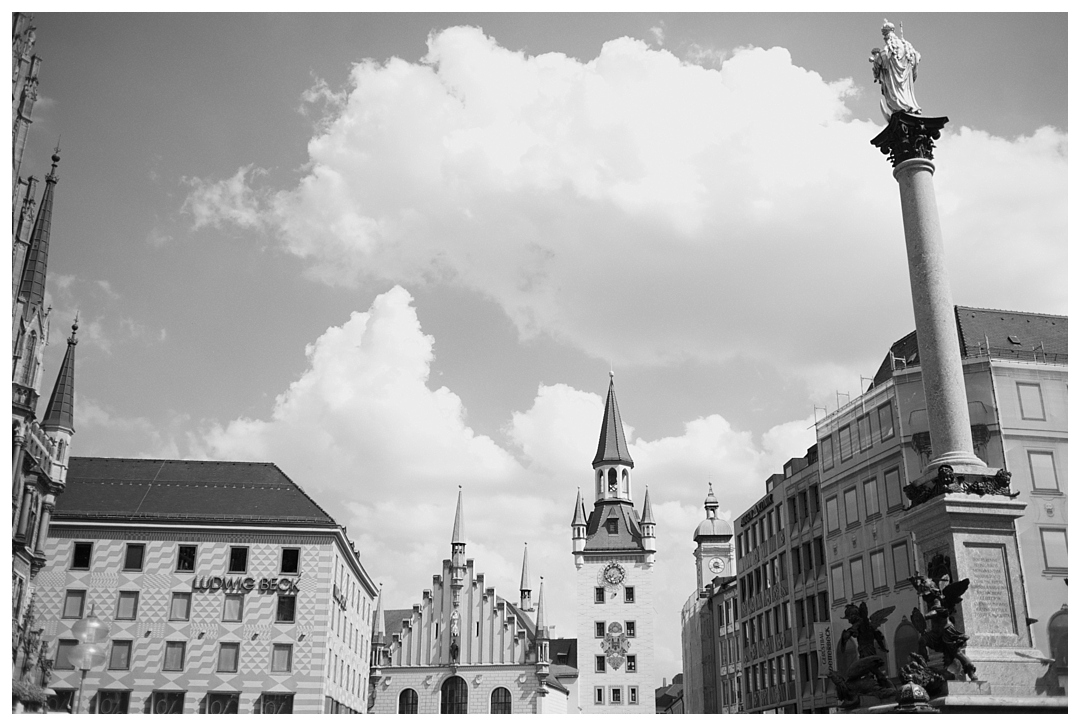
[964,543,1016,635]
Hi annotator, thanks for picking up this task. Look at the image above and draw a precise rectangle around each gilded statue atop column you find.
[870,19,921,121]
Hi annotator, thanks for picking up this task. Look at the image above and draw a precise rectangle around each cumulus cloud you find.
[193,286,819,679]
[182,26,1066,394]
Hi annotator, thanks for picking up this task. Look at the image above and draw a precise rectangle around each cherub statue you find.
[870,19,921,121]
[839,602,896,687]
[909,570,978,681]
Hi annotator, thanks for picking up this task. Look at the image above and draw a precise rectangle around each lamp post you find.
[68,608,110,714]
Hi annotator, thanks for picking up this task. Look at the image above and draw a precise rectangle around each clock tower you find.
[572,374,656,713]
[693,483,735,596]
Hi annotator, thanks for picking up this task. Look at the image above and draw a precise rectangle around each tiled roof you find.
[592,375,634,467]
[57,457,335,525]
[550,637,577,669]
[383,608,414,636]
[583,502,643,552]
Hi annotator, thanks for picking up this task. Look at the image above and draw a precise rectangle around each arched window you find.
[398,688,418,714]
[440,676,468,714]
[1048,609,1067,668]
[490,687,512,714]
[20,331,37,386]
[608,468,618,493]
[893,618,921,674]
[596,470,603,499]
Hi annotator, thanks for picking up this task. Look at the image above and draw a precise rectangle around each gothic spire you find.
[451,485,465,545]
[42,317,77,433]
[17,148,59,310]
[641,486,656,526]
[592,372,634,468]
[520,542,531,592]
[571,488,587,527]
[535,576,547,632]
[372,584,386,646]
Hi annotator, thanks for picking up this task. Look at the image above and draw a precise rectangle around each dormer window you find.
[605,518,619,535]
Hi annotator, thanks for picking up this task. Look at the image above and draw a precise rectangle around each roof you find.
[592,374,634,467]
[451,486,465,544]
[694,517,733,539]
[640,487,655,526]
[571,489,587,527]
[18,153,59,309]
[583,501,644,552]
[382,598,536,640]
[57,457,336,525]
[42,322,77,432]
[550,638,577,669]
[873,305,1068,387]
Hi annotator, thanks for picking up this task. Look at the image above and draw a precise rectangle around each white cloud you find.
[649,24,665,47]
[194,285,820,681]
[181,27,1066,396]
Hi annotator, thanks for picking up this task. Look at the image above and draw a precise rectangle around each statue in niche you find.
[870,19,921,121]
[828,602,897,708]
[909,564,978,681]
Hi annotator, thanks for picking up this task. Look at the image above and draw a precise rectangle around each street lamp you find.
[68,608,110,714]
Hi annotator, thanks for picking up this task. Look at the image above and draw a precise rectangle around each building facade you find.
[573,375,657,713]
[815,306,1067,690]
[368,490,569,714]
[35,457,378,714]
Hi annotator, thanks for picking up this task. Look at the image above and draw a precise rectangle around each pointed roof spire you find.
[592,372,634,468]
[43,316,78,433]
[451,485,465,545]
[520,542,531,592]
[571,488,587,526]
[18,148,59,310]
[641,486,656,525]
[535,576,547,632]
[372,584,386,644]
[704,483,719,518]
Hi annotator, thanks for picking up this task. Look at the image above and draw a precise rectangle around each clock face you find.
[601,562,626,586]
[708,557,726,574]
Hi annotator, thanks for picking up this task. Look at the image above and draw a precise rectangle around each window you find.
[629,686,638,704]
[825,496,840,533]
[398,689,418,714]
[170,592,192,621]
[857,415,872,451]
[884,468,904,510]
[1017,382,1046,420]
[176,545,196,572]
[260,693,294,714]
[870,550,887,591]
[71,542,92,570]
[207,693,240,714]
[595,687,604,705]
[123,543,145,571]
[55,639,78,670]
[228,547,248,573]
[814,537,825,569]
[223,593,244,622]
[271,644,293,673]
[440,676,468,714]
[627,654,637,672]
[276,594,296,623]
[63,589,86,619]
[1040,528,1068,571]
[594,587,605,603]
[92,690,130,714]
[863,477,880,517]
[891,541,911,585]
[149,691,185,714]
[108,640,133,670]
[595,621,606,638]
[830,565,846,601]
[115,591,139,620]
[624,586,635,603]
[46,690,76,713]
[217,642,239,673]
[490,687,512,714]
[595,655,606,672]
[844,487,859,525]
[878,401,895,440]
[817,591,828,619]
[1029,451,1060,492]
[850,558,866,596]
[626,620,636,638]
[163,641,185,672]
[611,687,622,704]
[281,548,300,575]
[605,518,619,534]
[839,425,853,461]
[821,436,834,470]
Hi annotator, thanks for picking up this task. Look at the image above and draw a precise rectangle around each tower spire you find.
[520,542,533,611]
[451,485,465,545]
[703,482,719,519]
[641,486,656,525]
[42,317,77,433]
[592,372,633,468]
[17,148,59,311]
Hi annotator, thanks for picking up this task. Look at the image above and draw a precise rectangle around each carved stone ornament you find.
[871,111,949,167]
[601,621,630,670]
[903,464,1017,507]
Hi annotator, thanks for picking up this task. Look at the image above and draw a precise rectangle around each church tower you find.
[693,483,735,596]
[572,374,656,713]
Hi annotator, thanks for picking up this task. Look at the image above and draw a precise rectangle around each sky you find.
[19,11,1068,684]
